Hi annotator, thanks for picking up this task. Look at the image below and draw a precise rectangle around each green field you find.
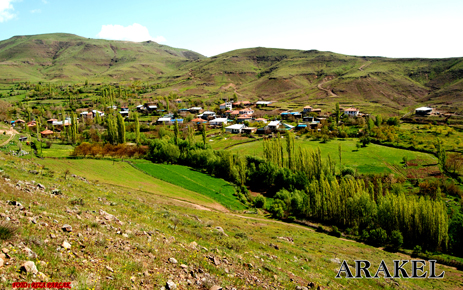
[228,138,438,175]
[41,142,74,157]
[132,161,246,210]
[37,158,227,210]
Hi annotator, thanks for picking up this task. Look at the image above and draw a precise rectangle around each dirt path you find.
[317,78,337,97]
[0,127,19,146]
[358,61,371,71]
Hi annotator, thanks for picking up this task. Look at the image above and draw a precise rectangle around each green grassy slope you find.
[1,152,462,289]
[132,161,246,210]
[0,33,204,82]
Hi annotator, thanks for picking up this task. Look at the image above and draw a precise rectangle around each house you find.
[229,110,240,118]
[344,108,360,117]
[232,101,241,107]
[189,107,203,114]
[145,103,158,112]
[199,111,216,120]
[415,107,433,115]
[47,119,58,124]
[119,110,130,117]
[242,101,251,106]
[242,127,257,134]
[303,106,312,113]
[136,104,145,112]
[254,118,267,123]
[18,136,27,142]
[282,123,295,130]
[157,117,172,124]
[191,118,208,124]
[121,107,129,112]
[311,108,322,114]
[80,112,93,119]
[171,119,184,124]
[209,118,228,126]
[268,121,282,131]
[237,114,253,123]
[255,101,272,106]
[225,124,246,134]
[40,129,54,138]
[296,124,308,131]
[239,108,254,115]
[220,102,233,110]
[92,110,104,118]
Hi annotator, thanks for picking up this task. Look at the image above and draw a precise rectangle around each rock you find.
[130,276,136,283]
[215,226,228,236]
[2,248,9,254]
[0,258,4,267]
[36,183,45,190]
[37,272,48,281]
[20,261,38,275]
[51,189,61,195]
[122,234,129,238]
[210,286,222,290]
[307,282,315,288]
[106,266,114,272]
[50,234,56,239]
[166,280,177,290]
[29,170,39,175]
[62,241,71,250]
[168,258,178,264]
[180,264,188,269]
[62,224,72,232]
[99,209,121,223]
[330,258,341,264]
[189,241,198,249]
[24,247,37,259]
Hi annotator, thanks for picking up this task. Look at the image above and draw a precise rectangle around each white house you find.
[268,121,282,131]
[225,124,246,134]
[256,101,272,106]
[209,118,228,126]
[199,111,216,120]
[239,108,254,115]
[220,102,233,110]
[344,108,359,117]
[415,107,433,115]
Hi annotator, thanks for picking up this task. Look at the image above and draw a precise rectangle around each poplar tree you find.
[202,125,207,148]
[134,112,140,145]
[335,102,340,124]
[173,120,179,145]
[106,115,117,145]
[116,114,126,144]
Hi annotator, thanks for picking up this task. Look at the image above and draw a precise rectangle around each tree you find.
[202,125,207,148]
[335,102,340,124]
[106,115,118,145]
[165,96,170,113]
[70,113,78,144]
[134,112,140,145]
[173,120,179,145]
[436,138,446,170]
[116,114,126,144]
[367,118,375,131]
[446,153,463,174]
[375,115,382,127]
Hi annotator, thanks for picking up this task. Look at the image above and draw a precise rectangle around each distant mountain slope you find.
[0,33,462,113]
[172,48,463,112]
[0,33,204,82]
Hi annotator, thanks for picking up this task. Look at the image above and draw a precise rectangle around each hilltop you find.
[0,33,204,82]
[1,33,463,114]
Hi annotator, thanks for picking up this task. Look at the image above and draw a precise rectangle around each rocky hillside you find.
[0,153,462,289]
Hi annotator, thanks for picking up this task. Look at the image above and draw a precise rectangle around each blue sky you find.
[0,0,462,57]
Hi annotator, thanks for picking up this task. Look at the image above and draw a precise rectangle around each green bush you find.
[330,226,342,238]
[368,228,388,246]
[253,195,266,208]
[389,230,403,251]
[0,223,17,241]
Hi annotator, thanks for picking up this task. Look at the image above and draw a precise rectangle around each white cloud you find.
[0,0,16,23]
[96,23,166,43]
[30,9,41,14]
[42,0,48,4]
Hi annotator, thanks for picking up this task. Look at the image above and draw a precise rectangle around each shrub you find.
[368,228,388,246]
[389,230,403,251]
[412,245,422,257]
[341,167,355,177]
[330,226,342,238]
[253,195,266,208]
[0,223,17,241]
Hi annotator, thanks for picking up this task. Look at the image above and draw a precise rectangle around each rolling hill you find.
[1,33,463,114]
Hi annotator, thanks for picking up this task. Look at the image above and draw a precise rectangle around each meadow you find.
[228,137,438,176]
[37,158,227,210]
[132,161,246,211]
